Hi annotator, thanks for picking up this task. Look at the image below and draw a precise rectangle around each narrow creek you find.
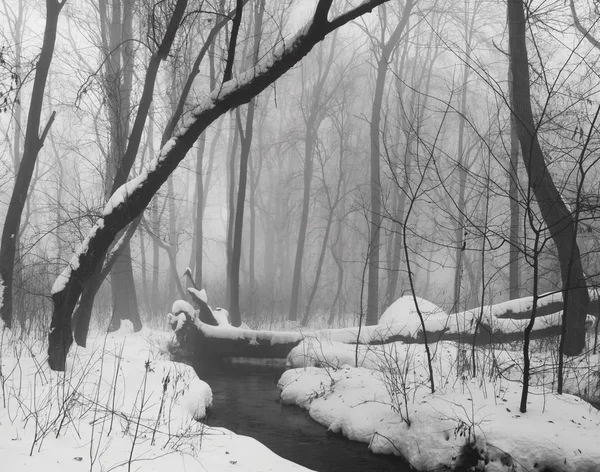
[193,361,414,472]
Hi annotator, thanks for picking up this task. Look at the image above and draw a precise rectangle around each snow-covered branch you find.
[47,0,391,371]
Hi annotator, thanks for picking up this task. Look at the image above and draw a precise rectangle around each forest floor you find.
[0,325,307,472]
[279,299,600,471]
[281,342,600,471]
[2,298,600,471]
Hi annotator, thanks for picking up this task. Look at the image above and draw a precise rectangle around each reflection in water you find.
[193,361,413,472]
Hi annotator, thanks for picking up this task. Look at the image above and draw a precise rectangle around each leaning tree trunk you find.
[71,0,189,344]
[508,0,589,356]
[0,0,63,328]
[48,0,393,371]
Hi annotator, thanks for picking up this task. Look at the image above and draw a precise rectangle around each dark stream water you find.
[193,361,413,472]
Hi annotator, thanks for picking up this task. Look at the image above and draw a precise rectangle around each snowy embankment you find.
[279,366,600,471]
[279,297,600,471]
[0,325,308,471]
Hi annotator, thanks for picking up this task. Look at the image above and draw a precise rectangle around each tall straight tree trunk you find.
[166,175,178,302]
[248,127,263,317]
[304,121,345,326]
[7,0,25,173]
[72,0,188,345]
[189,116,223,280]
[452,0,476,315]
[191,133,207,286]
[47,0,393,371]
[263,170,276,284]
[508,68,521,299]
[288,36,338,322]
[289,127,316,321]
[386,29,437,308]
[106,0,142,332]
[146,109,160,317]
[151,198,160,315]
[226,117,240,302]
[108,244,140,331]
[230,104,255,326]
[230,0,264,326]
[0,0,63,328]
[328,213,345,326]
[189,44,222,281]
[166,65,181,304]
[302,206,334,326]
[139,230,151,315]
[366,1,412,326]
[507,0,589,356]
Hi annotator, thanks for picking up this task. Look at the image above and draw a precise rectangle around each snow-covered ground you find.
[279,365,600,471]
[279,297,600,471]
[3,293,600,471]
[0,324,308,472]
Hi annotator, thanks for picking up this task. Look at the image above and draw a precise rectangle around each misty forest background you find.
[1,0,599,339]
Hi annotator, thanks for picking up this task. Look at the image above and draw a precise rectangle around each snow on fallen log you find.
[459,290,600,321]
[169,302,595,362]
[168,294,598,361]
[170,317,303,359]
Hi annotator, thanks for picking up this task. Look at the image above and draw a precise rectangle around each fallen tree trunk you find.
[478,291,599,320]
[169,298,596,360]
[170,315,303,359]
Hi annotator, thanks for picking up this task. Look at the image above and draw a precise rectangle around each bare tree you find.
[47,0,393,371]
[229,0,266,326]
[365,0,413,326]
[71,0,190,345]
[0,0,64,328]
[451,0,480,315]
[288,33,338,322]
[508,0,589,356]
[384,14,440,308]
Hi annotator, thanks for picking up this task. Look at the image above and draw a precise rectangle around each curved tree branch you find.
[570,0,600,50]
[48,0,391,371]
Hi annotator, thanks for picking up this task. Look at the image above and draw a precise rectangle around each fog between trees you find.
[0,0,599,360]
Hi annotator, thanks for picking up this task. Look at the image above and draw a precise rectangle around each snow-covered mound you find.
[379,296,447,325]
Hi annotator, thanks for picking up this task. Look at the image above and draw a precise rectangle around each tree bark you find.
[508,68,521,299]
[226,115,239,303]
[191,133,207,287]
[230,105,255,327]
[230,0,264,326]
[302,129,344,326]
[452,0,477,315]
[0,0,63,328]
[289,126,316,322]
[507,0,589,356]
[107,0,142,332]
[48,0,394,371]
[366,1,412,326]
[289,37,338,322]
[71,0,188,344]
